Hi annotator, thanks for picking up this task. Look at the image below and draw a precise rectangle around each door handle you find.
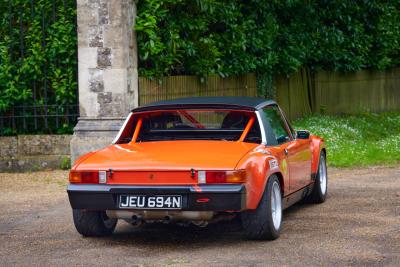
[284,148,289,155]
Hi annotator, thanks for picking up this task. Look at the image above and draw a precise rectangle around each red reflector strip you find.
[206,171,227,183]
[202,170,246,184]
[192,185,202,192]
[196,198,210,203]
[69,171,99,184]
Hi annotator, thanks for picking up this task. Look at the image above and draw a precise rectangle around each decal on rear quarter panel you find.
[269,159,278,170]
[281,159,288,176]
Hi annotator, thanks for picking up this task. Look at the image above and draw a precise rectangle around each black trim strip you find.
[67,184,244,193]
[133,104,256,113]
[67,184,246,211]
[311,172,317,181]
[282,183,314,210]
[132,97,277,113]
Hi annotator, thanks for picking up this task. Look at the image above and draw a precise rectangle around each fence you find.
[314,68,400,114]
[0,1,78,136]
[275,68,314,119]
[276,67,400,118]
[139,68,400,120]
[139,74,257,105]
[0,104,79,135]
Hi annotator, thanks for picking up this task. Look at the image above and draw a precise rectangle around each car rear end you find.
[67,102,265,235]
[68,168,248,225]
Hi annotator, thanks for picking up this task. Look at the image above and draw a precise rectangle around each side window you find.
[263,106,291,144]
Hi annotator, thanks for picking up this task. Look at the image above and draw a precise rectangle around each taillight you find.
[198,170,246,184]
[69,171,99,184]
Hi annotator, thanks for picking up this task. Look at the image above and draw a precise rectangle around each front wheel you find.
[72,209,117,237]
[241,175,282,240]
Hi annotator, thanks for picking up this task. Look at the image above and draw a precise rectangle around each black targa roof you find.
[132,97,275,112]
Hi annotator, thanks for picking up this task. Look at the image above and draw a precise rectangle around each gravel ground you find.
[0,167,399,267]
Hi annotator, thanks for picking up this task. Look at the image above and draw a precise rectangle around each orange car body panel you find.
[75,141,257,172]
[72,137,322,210]
[285,139,312,193]
[71,106,324,211]
[310,135,326,174]
[234,144,289,209]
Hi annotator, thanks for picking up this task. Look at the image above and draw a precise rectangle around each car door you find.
[262,105,312,194]
[279,108,313,191]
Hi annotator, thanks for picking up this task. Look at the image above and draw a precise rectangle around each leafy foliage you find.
[293,112,400,167]
[0,0,77,134]
[136,0,400,86]
[60,156,71,170]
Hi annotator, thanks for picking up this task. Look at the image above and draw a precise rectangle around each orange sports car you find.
[68,97,327,240]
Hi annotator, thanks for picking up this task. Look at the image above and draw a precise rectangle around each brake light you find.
[69,171,99,184]
[198,170,246,184]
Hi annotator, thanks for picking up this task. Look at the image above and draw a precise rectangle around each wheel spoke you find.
[271,182,282,230]
[319,156,327,195]
[271,190,276,214]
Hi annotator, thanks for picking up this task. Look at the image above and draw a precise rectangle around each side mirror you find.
[296,130,310,139]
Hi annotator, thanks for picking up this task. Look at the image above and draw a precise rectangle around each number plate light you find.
[99,171,107,184]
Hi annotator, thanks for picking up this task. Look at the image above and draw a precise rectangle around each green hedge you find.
[136,0,400,90]
[0,0,77,134]
[2,1,399,134]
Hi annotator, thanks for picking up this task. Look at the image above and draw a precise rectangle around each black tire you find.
[241,175,282,240]
[306,152,328,204]
[72,209,117,237]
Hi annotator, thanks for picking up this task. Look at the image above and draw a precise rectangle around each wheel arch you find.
[311,136,327,174]
[237,149,288,209]
[321,148,326,157]
[315,147,327,171]
[271,172,285,196]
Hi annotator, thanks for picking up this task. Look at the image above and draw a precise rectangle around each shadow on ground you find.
[95,202,312,247]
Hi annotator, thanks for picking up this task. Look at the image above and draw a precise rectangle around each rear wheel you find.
[72,209,117,237]
[241,175,282,240]
[307,152,328,203]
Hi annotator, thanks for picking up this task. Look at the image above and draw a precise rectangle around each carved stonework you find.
[71,0,138,163]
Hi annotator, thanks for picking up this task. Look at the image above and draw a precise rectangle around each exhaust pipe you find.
[131,214,143,225]
[192,221,208,227]
[106,210,215,222]
[163,215,173,224]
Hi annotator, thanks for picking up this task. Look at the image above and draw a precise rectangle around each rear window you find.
[116,109,261,144]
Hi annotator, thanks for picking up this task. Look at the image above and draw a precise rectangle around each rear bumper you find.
[67,184,246,211]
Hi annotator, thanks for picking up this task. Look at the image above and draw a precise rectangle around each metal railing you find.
[0,0,78,135]
[0,104,79,135]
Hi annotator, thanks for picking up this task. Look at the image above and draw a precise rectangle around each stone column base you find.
[70,117,125,164]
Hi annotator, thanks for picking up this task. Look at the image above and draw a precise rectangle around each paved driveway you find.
[0,167,399,266]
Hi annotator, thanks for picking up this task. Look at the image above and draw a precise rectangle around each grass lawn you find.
[293,112,400,168]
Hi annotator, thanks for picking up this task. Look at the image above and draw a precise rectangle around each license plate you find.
[119,195,182,209]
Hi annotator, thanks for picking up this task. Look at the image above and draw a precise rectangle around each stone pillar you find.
[71,0,138,163]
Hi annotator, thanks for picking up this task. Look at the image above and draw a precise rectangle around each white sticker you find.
[269,159,279,170]
[255,148,270,155]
